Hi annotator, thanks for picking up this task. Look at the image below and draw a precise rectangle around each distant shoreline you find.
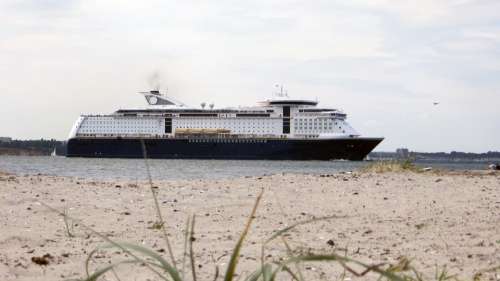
[0,147,48,156]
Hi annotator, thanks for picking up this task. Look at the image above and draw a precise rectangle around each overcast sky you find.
[1,0,499,152]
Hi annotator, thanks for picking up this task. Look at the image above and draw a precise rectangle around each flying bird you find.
[433,102,440,106]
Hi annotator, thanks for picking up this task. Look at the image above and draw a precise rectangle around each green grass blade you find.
[84,242,181,281]
[260,215,342,281]
[279,237,304,281]
[212,264,220,281]
[272,254,407,281]
[277,264,300,281]
[262,263,273,281]
[189,215,197,281]
[223,190,264,281]
[245,264,273,281]
[83,260,138,281]
[181,215,191,279]
[245,268,263,281]
[119,242,183,281]
[85,247,100,277]
[140,139,178,270]
[85,244,161,278]
[264,215,344,246]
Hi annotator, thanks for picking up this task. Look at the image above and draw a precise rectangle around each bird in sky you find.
[433,102,440,106]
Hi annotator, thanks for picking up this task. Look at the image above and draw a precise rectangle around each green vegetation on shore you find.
[361,160,422,173]
[0,139,66,156]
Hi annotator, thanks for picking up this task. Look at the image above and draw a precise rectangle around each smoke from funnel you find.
[148,71,162,91]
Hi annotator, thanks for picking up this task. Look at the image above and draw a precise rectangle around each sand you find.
[0,170,499,281]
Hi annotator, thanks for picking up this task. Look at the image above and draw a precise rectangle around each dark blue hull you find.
[66,137,383,160]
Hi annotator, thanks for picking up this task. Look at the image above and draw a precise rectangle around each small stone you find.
[415,223,426,230]
[31,254,53,266]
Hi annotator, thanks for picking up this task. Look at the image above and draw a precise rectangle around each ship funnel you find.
[201,102,206,109]
[209,103,214,109]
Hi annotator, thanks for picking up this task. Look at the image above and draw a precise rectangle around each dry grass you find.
[361,160,422,173]
[0,169,11,176]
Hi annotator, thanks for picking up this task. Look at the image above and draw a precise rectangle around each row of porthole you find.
[176,126,276,130]
[81,128,157,130]
[82,125,158,128]
[188,139,267,143]
[81,130,158,133]
[296,126,333,129]
[82,127,157,129]
[85,125,156,128]
[88,120,156,122]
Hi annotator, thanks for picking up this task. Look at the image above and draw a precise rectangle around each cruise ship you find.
[66,89,383,160]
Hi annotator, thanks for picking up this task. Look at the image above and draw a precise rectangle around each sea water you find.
[0,156,490,181]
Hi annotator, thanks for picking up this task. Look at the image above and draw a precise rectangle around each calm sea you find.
[0,156,491,181]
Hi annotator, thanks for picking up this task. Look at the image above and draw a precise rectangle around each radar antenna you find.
[274,84,288,97]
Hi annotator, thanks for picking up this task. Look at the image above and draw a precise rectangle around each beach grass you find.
[361,159,423,173]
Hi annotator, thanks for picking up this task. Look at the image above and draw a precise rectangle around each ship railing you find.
[74,133,292,139]
[173,133,287,139]
[75,133,170,138]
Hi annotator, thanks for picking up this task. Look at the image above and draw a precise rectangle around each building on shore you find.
[396,148,410,159]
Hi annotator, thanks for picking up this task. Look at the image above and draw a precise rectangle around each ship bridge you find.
[258,98,318,107]
[262,99,318,107]
[256,96,319,135]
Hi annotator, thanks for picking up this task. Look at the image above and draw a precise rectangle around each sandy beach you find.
[0,170,499,280]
